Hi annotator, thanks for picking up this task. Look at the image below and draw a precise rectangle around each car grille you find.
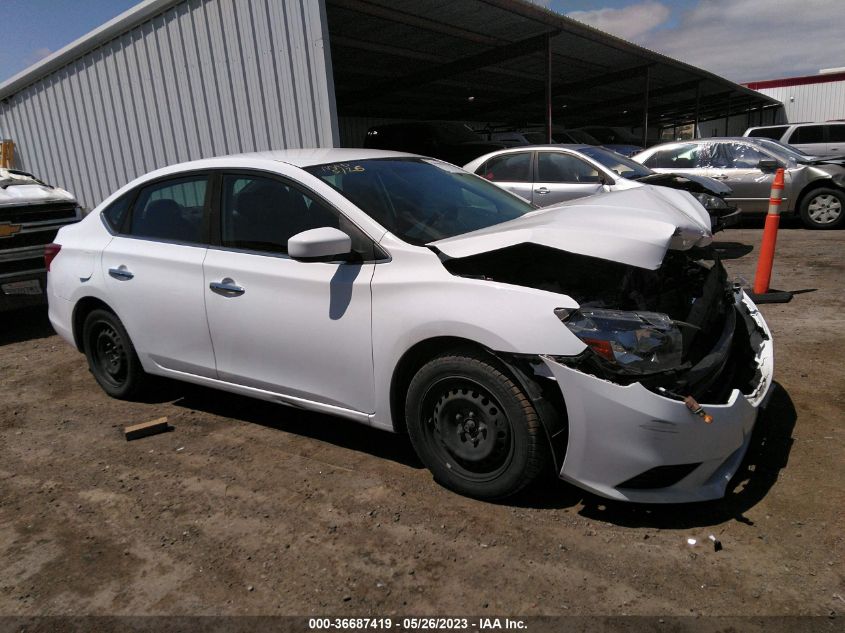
[0,202,79,224]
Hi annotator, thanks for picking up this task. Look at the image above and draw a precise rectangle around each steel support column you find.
[693,82,700,138]
[545,33,552,143]
[642,66,650,147]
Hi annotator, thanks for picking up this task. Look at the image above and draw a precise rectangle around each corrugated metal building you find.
[744,71,845,123]
[0,0,337,210]
[0,0,779,210]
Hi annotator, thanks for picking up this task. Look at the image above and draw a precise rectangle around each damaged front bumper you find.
[544,290,773,503]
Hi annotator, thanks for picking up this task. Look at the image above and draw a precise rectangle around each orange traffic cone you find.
[749,168,793,304]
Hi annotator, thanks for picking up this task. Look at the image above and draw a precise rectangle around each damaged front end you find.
[444,243,764,404]
[442,242,773,502]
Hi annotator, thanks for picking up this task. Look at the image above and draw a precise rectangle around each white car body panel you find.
[47,149,775,504]
[103,237,216,377]
[203,248,377,413]
[432,187,712,270]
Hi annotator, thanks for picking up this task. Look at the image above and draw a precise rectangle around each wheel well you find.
[389,337,569,472]
[389,336,493,435]
[795,181,845,214]
[71,297,114,352]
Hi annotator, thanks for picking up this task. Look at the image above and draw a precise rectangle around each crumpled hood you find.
[431,186,713,270]
[634,171,733,196]
[0,169,76,208]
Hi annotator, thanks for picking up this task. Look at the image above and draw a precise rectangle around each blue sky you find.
[0,0,137,83]
[1,0,843,85]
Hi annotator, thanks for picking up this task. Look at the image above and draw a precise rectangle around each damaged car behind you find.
[46,149,773,503]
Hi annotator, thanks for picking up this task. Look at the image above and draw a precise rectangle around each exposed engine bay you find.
[443,243,768,403]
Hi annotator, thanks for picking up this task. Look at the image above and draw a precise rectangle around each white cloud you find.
[567,1,671,41]
[644,0,845,81]
[565,0,845,82]
[23,47,52,67]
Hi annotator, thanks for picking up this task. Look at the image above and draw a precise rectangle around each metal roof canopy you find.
[326,0,781,138]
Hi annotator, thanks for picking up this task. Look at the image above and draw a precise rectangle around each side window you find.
[789,125,824,144]
[711,143,768,169]
[642,144,701,169]
[747,126,788,140]
[479,152,531,182]
[221,174,372,257]
[101,193,132,233]
[537,152,601,183]
[129,176,207,243]
[827,125,845,143]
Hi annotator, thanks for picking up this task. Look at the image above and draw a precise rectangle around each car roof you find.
[228,148,418,167]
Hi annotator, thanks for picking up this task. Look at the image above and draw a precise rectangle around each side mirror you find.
[758,159,780,172]
[288,227,352,261]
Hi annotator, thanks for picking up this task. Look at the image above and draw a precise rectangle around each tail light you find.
[44,243,61,271]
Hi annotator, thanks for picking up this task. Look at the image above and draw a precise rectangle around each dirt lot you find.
[0,224,842,618]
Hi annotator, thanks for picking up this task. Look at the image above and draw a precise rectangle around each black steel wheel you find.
[82,308,148,399]
[405,351,549,499]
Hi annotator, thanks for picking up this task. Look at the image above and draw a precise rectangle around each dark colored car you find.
[364,122,507,166]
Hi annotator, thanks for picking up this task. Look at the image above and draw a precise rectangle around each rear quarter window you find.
[101,193,132,233]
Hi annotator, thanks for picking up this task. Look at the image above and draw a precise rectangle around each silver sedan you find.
[633,138,845,229]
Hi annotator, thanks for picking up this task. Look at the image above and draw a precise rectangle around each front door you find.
[707,142,790,213]
[202,172,376,414]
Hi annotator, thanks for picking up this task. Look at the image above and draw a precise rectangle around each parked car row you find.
[463,144,739,231]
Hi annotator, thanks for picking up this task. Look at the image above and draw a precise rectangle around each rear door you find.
[826,124,845,156]
[532,151,603,206]
[101,173,216,377]
[475,151,533,202]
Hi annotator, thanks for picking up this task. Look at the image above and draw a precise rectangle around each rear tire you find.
[405,351,549,500]
[82,308,148,399]
[799,188,844,229]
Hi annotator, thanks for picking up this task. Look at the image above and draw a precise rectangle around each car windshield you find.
[305,158,535,245]
[578,146,653,179]
[752,138,813,162]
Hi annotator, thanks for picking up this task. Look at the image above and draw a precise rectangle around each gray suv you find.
[633,138,845,229]
[743,122,845,158]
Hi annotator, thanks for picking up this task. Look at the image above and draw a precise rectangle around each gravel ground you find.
[0,224,842,618]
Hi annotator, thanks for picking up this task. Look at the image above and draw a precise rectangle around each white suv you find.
[743,122,845,157]
[47,149,773,503]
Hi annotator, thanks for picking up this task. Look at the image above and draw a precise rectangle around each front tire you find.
[405,351,549,500]
[799,188,844,229]
[82,308,148,399]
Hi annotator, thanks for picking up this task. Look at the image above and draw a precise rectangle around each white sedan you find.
[47,149,773,502]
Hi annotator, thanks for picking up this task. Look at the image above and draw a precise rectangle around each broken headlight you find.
[557,308,683,374]
[692,192,729,209]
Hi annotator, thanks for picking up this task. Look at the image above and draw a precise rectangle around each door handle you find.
[711,174,728,180]
[209,278,245,297]
[108,267,134,280]
[534,187,550,194]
